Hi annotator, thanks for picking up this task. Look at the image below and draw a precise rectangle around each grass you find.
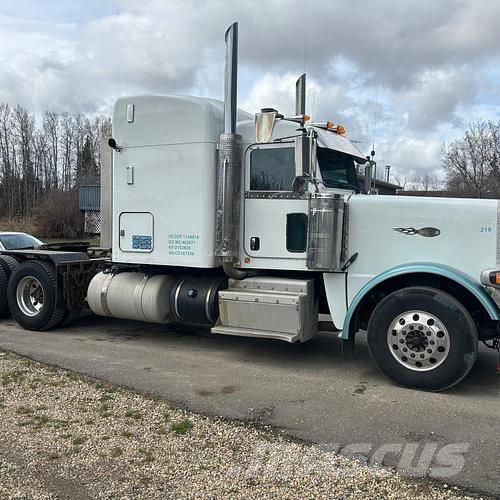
[31,415,50,429]
[15,406,34,415]
[124,409,142,420]
[72,436,86,446]
[139,448,154,464]
[170,419,194,435]
[99,403,111,418]
[110,447,123,458]
[1,370,24,385]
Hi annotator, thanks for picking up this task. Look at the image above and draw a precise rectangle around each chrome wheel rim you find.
[16,276,45,317]
[387,310,450,371]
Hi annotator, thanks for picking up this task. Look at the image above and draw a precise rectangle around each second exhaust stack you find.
[215,22,243,264]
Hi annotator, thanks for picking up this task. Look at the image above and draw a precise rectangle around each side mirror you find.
[292,175,308,195]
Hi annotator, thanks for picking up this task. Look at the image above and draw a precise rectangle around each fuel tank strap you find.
[100,273,114,317]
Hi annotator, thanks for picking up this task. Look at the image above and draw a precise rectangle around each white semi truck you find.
[0,23,499,391]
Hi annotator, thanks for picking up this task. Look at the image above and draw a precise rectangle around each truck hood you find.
[346,194,499,287]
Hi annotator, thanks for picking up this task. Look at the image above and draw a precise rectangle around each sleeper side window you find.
[250,147,295,191]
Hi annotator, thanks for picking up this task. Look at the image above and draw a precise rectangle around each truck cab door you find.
[242,143,309,269]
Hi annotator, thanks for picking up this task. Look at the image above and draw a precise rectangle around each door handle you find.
[250,237,260,251]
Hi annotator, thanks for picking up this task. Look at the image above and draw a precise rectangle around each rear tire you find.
[0,265,8,318]
[0,255,19,277]
[7,260,66,331]
[367,286,478,391]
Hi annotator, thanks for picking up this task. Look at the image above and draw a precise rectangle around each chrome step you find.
[212,277,318,343]
[211,324,299,343]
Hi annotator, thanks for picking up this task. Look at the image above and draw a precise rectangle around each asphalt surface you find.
[0,315,498,496]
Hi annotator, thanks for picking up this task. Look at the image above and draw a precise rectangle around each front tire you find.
[367,286,478,391]
[7,260,66,331]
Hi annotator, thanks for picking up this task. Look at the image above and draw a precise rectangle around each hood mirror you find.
[255,110,277,143]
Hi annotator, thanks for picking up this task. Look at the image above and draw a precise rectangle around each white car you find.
[0,232,43,251]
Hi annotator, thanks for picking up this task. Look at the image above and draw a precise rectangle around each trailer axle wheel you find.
[0,265,8,318]
[7,260,66,331]
[16,276,45,317]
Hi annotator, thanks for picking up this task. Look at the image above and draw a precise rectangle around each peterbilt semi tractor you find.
[0,23,499,391]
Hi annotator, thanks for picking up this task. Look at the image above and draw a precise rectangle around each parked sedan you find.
[0,232,43,251]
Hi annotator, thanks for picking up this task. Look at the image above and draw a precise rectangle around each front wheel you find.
[7,260,66,331]
[367,286,478,391]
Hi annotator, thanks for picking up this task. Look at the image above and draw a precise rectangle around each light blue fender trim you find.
[341,262,500,339]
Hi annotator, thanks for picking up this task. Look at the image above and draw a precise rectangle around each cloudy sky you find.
[1,0,500,181]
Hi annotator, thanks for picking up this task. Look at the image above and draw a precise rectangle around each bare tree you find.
[0,102,110,218]
[442,120,500,198]
[407,173,442,192]
[42,111,60,189]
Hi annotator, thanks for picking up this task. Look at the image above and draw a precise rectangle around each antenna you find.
[303,5,309,74]
[370,71,380,161]
[311,67,317,121]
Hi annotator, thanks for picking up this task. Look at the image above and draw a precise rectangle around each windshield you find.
[317,147,360,191]
[0,233,42,250]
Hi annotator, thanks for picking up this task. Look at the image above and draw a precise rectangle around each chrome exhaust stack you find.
[216,23,245,277]
[223,22,238,135]
[295,73,306,116]
[294,74,310,179]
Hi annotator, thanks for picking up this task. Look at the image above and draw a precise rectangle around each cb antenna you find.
[303,4,309,73]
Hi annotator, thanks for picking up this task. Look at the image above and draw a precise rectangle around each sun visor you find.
[312,127,366,163]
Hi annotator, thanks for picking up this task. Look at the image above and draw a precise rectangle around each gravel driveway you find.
[0,350,475,499]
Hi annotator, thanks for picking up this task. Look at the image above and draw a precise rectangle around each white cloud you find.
[0,0,500,177]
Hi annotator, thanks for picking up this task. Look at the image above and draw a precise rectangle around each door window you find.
[250,146,295,191]
[286,213,308,253]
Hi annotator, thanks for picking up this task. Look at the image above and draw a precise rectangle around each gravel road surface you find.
[0,315,497,497]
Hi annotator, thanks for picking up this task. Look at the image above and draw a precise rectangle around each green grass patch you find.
[171,419,194,435]
[1,371,24,385]
[124,409,142,420]
[139,448,154,464]
[15,406,34,416]
[72,436,86,446]
[110,447,123,458]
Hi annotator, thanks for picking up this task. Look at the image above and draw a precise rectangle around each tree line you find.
[0,103,111,218]
[1,99,499,218]
[394,119,500,197]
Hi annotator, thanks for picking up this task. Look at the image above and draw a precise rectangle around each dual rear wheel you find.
[0,255,19,318]
[6,260,70,331]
